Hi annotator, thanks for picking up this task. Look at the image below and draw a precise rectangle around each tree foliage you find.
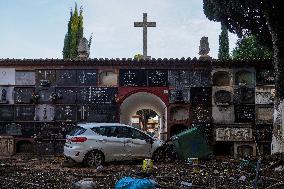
[203,0,272,48]
[232,35,272,60]
[134,54,143,61]
[63,4,84,59]
[136,109,157,131]
[218,23,230,60]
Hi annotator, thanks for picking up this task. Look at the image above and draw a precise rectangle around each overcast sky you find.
[0,0,238,59]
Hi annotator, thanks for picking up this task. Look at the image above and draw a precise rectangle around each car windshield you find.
[67,126,86,136]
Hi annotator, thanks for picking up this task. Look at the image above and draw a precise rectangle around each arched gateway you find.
[119,91,167,140]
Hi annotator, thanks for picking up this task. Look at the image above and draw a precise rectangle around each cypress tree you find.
[218,23,230,60]
[63,9,73,59]
[62,3,84,59]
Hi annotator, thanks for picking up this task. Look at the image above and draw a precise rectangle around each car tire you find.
[83,150,105,167]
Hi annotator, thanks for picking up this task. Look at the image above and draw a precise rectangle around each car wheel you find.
[83,150,104,167]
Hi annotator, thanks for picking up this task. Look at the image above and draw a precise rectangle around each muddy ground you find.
[0,155,283,189]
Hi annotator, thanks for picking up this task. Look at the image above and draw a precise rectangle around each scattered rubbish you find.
[96,165,104,171]
[181,181,193,188]
[74,178,96,189]
[238,175,246,182]
[142,159,153,173]
[186,158,198,165]
[115,177,156,189]
[1,154,284,188]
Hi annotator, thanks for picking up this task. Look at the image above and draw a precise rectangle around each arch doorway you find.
[119,92,167,140]
[170,124,188,137]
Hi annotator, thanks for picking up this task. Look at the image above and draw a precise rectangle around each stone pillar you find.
[271,100,284,153]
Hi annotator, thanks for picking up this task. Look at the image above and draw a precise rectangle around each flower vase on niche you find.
[32,91,40,104]
[0,89,8,104]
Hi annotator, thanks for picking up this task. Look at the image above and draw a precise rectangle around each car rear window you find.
[68,126,86,136]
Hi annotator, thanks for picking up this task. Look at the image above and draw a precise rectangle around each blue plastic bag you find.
[115,177,156,189]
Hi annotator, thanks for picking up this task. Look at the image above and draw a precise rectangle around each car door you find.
[124,127,152,159]
[96,126,126,161]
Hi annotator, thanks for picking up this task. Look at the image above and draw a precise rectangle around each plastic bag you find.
[115,177,156,189]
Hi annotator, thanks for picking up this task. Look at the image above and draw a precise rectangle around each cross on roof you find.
[134,13,156,60]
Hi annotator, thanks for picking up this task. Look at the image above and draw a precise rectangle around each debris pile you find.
[0,154,283,189]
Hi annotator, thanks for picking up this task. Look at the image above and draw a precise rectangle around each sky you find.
[0,0,238,59]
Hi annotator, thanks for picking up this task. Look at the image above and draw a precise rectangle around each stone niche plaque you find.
[15,71,35,85]
[214,90,233,106]
[77,105,117,122]
[0,68,15,85]
[35,104,55,121]
[212,106,234,124]
[147,70,168,87]
[36,70,56,86]
[119,69,147,87]
[189,70,211,87]
[55,105,76,121]
[255,86,275,105]
[169,89,190,103]
[235,69,255,86]
[77,87,117,104]
[256,68,275,85]
[234,87,255,104]
[36,87,55,104]
[14,87,34,104]
[56,69,77,86]
[34,122,56,138]
[255,105,273,124]
[99,70,118,86]
[168,70,190,88]
[192,106,211,123]
[191,87,212,105]
[170,106,189,121]
[255,124,272,141]
[55,87,77,104]
[212,70,231,86]
[235,105,255,123]
[35,122,71,139]
[215,127,253,141]
[77,69,97,86]
[5,123,22,136]
[0,105,14,121]
[0,87,14,104]
[14,105,35,121]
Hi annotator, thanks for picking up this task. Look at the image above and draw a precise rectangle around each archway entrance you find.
[119,92,167,140]
[170,124,188,137]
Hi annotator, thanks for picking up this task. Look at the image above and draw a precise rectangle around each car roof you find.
[77,122,131,129]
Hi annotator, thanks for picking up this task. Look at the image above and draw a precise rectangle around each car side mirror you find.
[146,138,154,144]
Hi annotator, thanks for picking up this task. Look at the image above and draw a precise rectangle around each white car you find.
[64,123,164,167]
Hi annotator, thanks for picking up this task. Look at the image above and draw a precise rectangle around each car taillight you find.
[70,137,87,143]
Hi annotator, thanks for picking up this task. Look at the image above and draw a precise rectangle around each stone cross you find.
[134,13,156,59]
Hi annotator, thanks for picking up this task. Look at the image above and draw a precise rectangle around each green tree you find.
[203,0,284,153]
[62,4,84,59]
[134,54,143,61]
[232,35,272,60]
[136,109,157,131]
[218,23,230,60]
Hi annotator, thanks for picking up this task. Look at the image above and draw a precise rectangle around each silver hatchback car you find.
[64,123,164,167]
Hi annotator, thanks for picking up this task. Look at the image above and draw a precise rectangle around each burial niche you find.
[213,71,230,86]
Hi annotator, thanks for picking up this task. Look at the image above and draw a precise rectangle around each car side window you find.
[129,128,149,140]
[99,126,117,137]
[115,126,129,138]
